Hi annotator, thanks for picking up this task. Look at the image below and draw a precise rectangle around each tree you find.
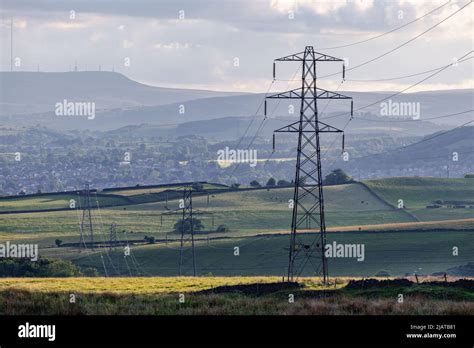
[324,169,353,185]
[266,177,276,187]
[250,180,261,188]
[55,239,62,247]
[277,179,291,186]
[173,218,204,234]
[231,183,240,189]
[216,224,230,233]
[144,236,155,244]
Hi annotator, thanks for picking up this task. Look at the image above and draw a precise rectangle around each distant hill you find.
[0,71,244,115]
[335,126,474,174]
[0,71,471,135]
[104,114,446,141]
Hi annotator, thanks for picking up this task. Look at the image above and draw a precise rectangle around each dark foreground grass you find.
[1,281,473,315]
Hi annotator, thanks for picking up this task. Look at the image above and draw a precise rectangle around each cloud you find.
[0,0,471,92]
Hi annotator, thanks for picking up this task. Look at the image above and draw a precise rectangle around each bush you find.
[173,218,204,234]
[266,178,276,187]
[0,258,84,277]
[249,180,261,188]
[144,236,155,244]
[216,224,230,233]
[277,179,291,186]
[324,169,353,185]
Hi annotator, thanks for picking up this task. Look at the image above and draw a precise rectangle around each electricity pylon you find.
[266,46,353,283]
[109,223,118,250]
[79,183,94,248]
[178,186,196,276]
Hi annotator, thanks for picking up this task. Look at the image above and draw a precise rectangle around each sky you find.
[0,0,473,92]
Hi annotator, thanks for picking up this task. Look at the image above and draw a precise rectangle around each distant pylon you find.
[267,46,353,283]
[10,17,13,72]
[109,223,118,250]
[79,183,94,248]
[178,186,196,276]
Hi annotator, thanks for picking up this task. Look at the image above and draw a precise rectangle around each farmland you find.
[0,177,472,278]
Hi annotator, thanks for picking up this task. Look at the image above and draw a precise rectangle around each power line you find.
[350,120,474,161]
[315,0,452,50]
[352,109,473,123]
[346,56,473,82]
[229,65,302,176]
[319,1,472,79]
[322,50,474,120]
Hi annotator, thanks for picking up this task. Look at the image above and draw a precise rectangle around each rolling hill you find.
[1,71,471,133]
[0,71,244,116]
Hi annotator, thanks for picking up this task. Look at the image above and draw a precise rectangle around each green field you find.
[0,183,228,212]
[0,178,473,278]
[0,194,131,212]
[0,182,420,246]
[365,178,474,208]
[36,229,472,277]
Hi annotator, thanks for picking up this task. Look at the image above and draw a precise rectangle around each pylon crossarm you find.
[274,121,343,134]
[275,50,343,62]
[266,88,351,100]
[317,121,344,133]
[274,121,300,133]
[267,88,302,99]
[316,88,352,100]
[275,52,305,61]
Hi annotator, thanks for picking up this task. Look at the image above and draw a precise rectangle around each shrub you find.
[216,224,230,233]
[249,180,261,188]
[0,258,83,277]
[266,178,276,187]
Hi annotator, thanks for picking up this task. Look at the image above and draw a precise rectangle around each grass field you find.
[365,178,474,207]
[37,229,473,277]
[0,178,472,279]
[0,182,421,247]
[0,277,472,315]
[0,194,131,212]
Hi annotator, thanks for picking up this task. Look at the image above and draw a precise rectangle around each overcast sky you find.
[0,0,472,92]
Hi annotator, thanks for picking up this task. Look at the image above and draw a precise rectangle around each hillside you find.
[0,71,244,115]
[49,88,474,131]
[0,71,471,132]
[0,177,472,278]
[334,126,474,177]
[1,178,472,247]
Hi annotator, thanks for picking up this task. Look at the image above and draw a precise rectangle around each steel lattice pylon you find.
[178,187,196,276]
[79,183,94,248]
[266,46,353,283]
